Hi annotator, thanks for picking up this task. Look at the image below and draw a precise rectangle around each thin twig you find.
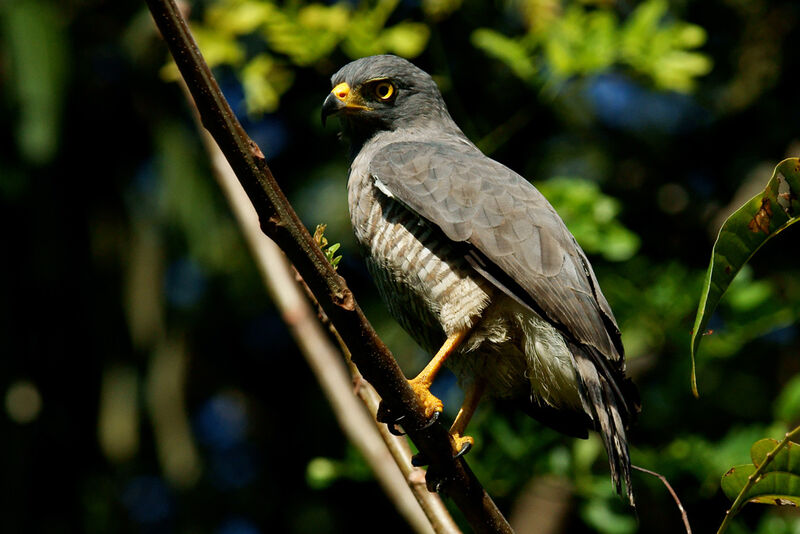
[716,426,800,534]
[632,465,692,534]
[143,0,512,531]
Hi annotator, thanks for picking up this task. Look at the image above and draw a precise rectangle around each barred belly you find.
[349,173,491,353]
[348,172,582,406]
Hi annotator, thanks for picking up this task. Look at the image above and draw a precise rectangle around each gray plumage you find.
[324,54,638,504]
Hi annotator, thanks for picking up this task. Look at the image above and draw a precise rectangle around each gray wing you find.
[368,141,623,362]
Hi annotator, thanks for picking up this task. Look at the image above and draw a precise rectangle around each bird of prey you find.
[322,55,639,505]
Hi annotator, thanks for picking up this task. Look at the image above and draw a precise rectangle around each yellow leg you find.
[449,378,486,455]
[409,330,470,418]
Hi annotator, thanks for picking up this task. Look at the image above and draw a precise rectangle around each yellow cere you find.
[332,82,350,101]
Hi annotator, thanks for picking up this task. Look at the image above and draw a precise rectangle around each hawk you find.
[322,55,639,504]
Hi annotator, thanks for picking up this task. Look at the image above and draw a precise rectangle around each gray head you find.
[322,55,460,147]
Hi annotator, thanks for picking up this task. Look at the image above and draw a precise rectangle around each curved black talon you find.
[378,403,443,438]
[377,402,407,435]
[411,451,429,467]
[424,466,446,493]
[419,409,440,429]
[387,418,406,436]
[376,401,396,423]
[453,441,472,460]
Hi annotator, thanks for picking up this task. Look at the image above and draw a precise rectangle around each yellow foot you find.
[408,378,443,419]
[451,433,474,458]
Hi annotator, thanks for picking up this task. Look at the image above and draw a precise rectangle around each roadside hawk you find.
[322,55,639,505]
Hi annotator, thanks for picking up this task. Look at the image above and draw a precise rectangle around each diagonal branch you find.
[198,118,454,533]
[143,0,514,532]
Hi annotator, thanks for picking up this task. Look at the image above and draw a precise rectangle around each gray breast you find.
[348,170,492,355]
[347,167,583,406]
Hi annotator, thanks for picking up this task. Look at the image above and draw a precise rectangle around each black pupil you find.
[378,84,390,97]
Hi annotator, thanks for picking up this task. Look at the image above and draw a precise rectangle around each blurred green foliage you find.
[537,177,640,261]
[472,0,711,92]
[1,0,68,165]
[3,0,800,533]
[178,0,430,113]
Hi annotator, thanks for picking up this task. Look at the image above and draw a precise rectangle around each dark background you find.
[2,0,800,532]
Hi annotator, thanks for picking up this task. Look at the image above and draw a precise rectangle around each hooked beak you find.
[321,82,369,126]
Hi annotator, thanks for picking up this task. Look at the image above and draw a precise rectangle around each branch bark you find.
[198,116,459,533]
[143,0,514,532]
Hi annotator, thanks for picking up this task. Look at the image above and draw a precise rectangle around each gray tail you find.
[571,343,639,507]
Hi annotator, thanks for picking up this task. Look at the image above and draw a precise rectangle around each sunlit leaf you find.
[341,0,397,58]
[240,54,294,114]
[422,0,463,20]
[380,22,430,58]
[206,0,276,35]
[619,0,710,92]
[719,435,800,534]
[470,29,537,82]
[192,26,246,68]
[313,224,343,270]
[750,439,800,472]
[261,4,346,66]
[538,177,641,261]
[473,0,710,92]
[721,466,800,507]
[691,158,800,395]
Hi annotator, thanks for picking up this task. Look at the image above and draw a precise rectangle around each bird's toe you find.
[452,434,474,459]
[376,401,407,435]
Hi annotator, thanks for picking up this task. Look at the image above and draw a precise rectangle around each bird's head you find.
[322,55,458,146]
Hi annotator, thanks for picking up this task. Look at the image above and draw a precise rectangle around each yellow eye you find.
[374,81,394,101]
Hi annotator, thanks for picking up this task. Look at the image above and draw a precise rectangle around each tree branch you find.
[143,0,513,532]
[199,128,443,534]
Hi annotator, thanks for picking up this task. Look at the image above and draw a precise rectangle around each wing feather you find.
[369,141,623,362]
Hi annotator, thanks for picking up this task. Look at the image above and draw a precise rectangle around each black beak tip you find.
[321,93,339,127]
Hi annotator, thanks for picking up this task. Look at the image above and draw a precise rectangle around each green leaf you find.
[313,224,343,270]
[306,457,340,489]
[718,431,800,532]
[619,0,711,92]
[261,3,348,66]
[721,464,756,501]
[421,0,463,20]
[205,0,277,36]
[191,26,246,68]
[470,28,537,82]
[537,177,640,261]
[721,465,800,507]
[380,22,430,58]
[473,0,710,92]
[690,158,800,395]
[240,54,294,114]
[750,439,800,473]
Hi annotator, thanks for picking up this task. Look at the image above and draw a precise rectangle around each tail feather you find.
[571,343,637,507]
